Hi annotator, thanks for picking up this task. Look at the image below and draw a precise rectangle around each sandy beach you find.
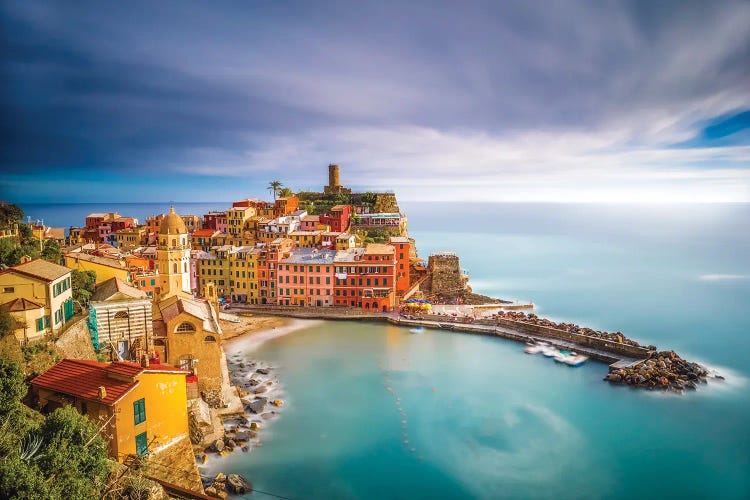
[219,313,293,340]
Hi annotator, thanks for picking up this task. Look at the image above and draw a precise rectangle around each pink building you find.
[277,248,336,306]
[203,211,227,232]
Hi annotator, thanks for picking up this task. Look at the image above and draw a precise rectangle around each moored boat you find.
[409,326,425,334]
[564,354,589,367]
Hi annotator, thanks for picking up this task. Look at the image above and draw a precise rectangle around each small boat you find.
[553,351,571,363]
[542,346,559,358]
[564,354,589,367]
[524,342,548,354]
[409,327,425,334]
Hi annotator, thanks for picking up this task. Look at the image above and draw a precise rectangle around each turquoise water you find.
[209,203,750,499]
[21,202,750,498]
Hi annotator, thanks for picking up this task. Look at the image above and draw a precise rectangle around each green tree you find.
[267,180,283,201]
[71,270,97,305]
[41,240,61,264]
[0,238,21,267]
[0,203,23,229]
[0,357,110,499]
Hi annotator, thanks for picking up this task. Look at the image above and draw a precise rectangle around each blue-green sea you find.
[21,202,750,498]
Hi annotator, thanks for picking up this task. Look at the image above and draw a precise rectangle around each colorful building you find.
[64,252,131,285]
[191,229,222,252]
[115,226,148,252]
[228,246,261,304]
[320,204,352,233]
[333,245,397,311]
[202,211,227,232]
[156,207,191,298]
[258,238,293,304]
[0,259,74,335]
[226,206,256,236]
[277,248,336,306]
[273,196,299,217]
[389,236,411,293]
[31,359,190,461]
[1,297,47,344]
[180,214,202,233]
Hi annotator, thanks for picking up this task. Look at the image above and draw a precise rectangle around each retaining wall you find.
[54,315,97,360]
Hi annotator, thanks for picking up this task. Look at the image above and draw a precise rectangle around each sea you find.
[20,202,750,499]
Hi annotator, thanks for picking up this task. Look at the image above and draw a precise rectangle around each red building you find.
[320,205,351,233]
[110,217,136,232]
[389,236,410,293]
[333,244,396,311]
[203,212,227,232]
[233,198,269,210]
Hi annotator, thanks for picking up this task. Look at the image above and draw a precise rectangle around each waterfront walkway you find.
[227,305,644,368]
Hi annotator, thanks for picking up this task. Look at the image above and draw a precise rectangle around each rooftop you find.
[1,258,71,282]
[31,359,187,406]
[389,236,410,243]
[281,248,336,265]
[92,277,147,302]
[333,248,365,262]
[66,252,127,270]
[365,243,395,255]
[1,297,44,311]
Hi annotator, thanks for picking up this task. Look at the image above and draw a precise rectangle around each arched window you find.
[171,238,176,247]
[204,335,217,343]
[173,263,178,273]
[175,322,196,333]
[113,311,129,319]
[184,262,188,273]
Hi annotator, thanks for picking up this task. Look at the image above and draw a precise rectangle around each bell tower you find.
[157,206,191,298]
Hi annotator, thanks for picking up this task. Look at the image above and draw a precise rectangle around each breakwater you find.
[228,305,717,392]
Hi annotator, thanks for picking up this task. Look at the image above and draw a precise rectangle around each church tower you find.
[157,206,191,298]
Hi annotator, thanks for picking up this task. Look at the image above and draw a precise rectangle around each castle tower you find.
[157,206,191,298]
[328,163,341,188]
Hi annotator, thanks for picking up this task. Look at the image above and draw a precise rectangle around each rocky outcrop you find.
[604,351,710,392]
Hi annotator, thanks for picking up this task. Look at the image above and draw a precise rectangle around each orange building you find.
[389,236,411,293]
[274,196,299,217]
[257,238,293,304]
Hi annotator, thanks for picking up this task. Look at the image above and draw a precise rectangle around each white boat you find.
[564,354,588,367]
[542,346,559,358]
[524,344,544,354]
[409,327,425,334]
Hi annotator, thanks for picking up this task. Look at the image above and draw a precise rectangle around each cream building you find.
[0,259,74,336]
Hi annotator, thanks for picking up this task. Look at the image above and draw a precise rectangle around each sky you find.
[1,0,749,203]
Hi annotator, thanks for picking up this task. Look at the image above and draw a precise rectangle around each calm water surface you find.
[22,202,750,498]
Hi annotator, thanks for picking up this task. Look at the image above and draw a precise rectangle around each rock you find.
[256,368,270,375]
[205,486,217,497]
[271,399,284,407]
[715,375,725,380]
[242,446,249,452]
[254,386,268,395]
[248,378,260,386]
[213,439,225,452]
[216,491,228,500]
[250,422,262,430]
[246,397,268,414]
[214,473,227,483]
[261,412,278,419]
[227,439,237,450]
[236,431,249,441]
[212,481,226,492]
[227,474,253,494]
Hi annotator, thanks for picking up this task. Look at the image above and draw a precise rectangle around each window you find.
[133,398,146,425]
[175,322,196,333]
[36,317,44,331]
[4,286,15,293]
[150,279,156,286]
[114,311,129,319]
[204,335,217,342]
[135,432,148,456]
[44,316,50,328]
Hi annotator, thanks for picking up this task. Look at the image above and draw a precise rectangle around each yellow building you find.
[226,206,256,236]
[1,297,47,344]
[0,259,74,335]
[229,246,261,304]
[115,226,147,252]
[288,230,323,248]
[64,252,131,285]
[31,359,192,463]
[196,245,233,298]
[152,292,224,393]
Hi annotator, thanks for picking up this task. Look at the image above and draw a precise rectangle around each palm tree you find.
[268,181,283,201]
[278,187,293,198]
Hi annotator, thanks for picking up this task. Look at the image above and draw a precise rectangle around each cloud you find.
[697,274,749,282]
[1,0,750,201]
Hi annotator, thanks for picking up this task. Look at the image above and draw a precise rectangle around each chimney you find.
[98,386,107,400]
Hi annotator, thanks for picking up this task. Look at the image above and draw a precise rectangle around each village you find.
[1,164,498,499]
[0,164,717,499]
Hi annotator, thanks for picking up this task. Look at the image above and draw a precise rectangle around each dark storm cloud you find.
[0,0,748,201]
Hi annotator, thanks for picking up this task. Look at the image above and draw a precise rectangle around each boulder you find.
[227,474,253,494]
[214,473,227,483]
[246,397,268,414]
[250,422,262,430]
[256,368,270,375]
[213,439,225,452]
[205,486,217,497]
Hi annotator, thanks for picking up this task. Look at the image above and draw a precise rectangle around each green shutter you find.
[36,317,44,332]
[135,432,148,455]
[134,398,146,425]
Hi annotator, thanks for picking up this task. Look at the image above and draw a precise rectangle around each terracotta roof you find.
[365,243,395,254]
[47,227,66,240]
[192,229,218,237]
[31,359,188,406]
[31,359,139,406]
[1,297,44,311]
[1,259,71,282]
[65,252,127,269]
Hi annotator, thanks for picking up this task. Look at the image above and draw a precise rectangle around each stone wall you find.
[54,315,97,360]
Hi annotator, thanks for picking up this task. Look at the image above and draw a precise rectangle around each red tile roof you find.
[31,359,188,406]
[192,229,218,237]
[31,359,138,406]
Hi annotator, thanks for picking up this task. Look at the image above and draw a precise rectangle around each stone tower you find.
[157,206,191,298]
[324,163,351,195]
